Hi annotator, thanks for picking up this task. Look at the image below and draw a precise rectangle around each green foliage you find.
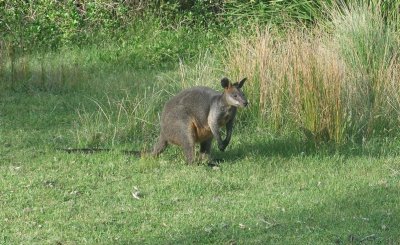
[223,0,330,27]
[0,0,140,50]
[0,16,221,93]
[1,0,397,60]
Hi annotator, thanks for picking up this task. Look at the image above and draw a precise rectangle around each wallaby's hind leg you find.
[177,127,195,164]
[152,136,168,157]
[181,138,195,164]
[200,139,212,161]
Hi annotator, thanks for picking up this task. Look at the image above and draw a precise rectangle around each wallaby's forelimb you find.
[209,118,234,152]
[209,119,225,152]
[223,119,235,149]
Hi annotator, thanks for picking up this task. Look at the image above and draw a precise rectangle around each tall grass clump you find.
[224,2,400,144]
[225,28,345,142]
[73,52,222,149]
[330,1,400,139]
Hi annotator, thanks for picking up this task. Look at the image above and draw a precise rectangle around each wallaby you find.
[152,77,248,164]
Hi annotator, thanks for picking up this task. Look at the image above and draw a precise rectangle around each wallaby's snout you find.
[234,93,248,108]
[221,77,248,108]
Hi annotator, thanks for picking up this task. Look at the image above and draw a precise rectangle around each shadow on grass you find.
[129,185,400,244]
[216,135,400,162]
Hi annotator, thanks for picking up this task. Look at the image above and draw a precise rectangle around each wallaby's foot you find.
[207,158,224,167]
[182,144,195,164]
[152,137,168,157]
[199,153,210,163]
[218,142,227,152]
[200,140,212,152]
[199,140,212,161]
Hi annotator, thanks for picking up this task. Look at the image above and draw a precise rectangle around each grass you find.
[1,2,400,244]
[1,54,400,244]
[223,2,400,143]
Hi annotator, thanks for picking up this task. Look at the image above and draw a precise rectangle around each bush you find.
[0,0,141,50]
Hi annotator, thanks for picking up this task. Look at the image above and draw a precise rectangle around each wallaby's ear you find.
[238,77,247,88]
[221,77,231,89]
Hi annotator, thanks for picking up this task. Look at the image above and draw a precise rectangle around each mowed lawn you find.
[1,78,400,244]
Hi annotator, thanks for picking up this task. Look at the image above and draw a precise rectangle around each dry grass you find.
[224,2,400,143]
[225,28,346,142]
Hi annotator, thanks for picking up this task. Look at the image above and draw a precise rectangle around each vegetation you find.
[225,2,400,143]
[1,0,400,244]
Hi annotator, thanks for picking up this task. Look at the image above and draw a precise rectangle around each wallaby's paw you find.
[214,158,225,163]
[207,158,224,167]
[207,161,219,167]
[218,143,226,152]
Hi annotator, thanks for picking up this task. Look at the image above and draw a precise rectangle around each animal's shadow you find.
[213,137,310,162]
[212,136,393,163]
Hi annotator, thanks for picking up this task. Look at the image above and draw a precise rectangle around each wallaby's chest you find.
[190,106,235,143]
[217,107,235,126]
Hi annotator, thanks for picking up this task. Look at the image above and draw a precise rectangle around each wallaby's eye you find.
[233,94,238,98]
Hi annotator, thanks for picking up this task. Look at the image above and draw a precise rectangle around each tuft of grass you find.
[223,2,400,144]
[330,1,400,139]
[224,27,346,143]
[72,84,167,150]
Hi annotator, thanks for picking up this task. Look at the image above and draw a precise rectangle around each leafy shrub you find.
[0,0,141,50]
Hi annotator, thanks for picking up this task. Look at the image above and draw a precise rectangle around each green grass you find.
[1,2,400,243]
[1,61,400,244]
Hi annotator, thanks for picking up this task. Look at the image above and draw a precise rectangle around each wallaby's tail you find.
[60,148,142,156]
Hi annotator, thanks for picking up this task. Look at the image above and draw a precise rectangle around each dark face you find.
[226,85,248,107]
[221,77,248,108]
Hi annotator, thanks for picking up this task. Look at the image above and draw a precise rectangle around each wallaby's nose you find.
[244,101,248,107]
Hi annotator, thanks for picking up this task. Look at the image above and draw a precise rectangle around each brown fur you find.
[152,77,247,164]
